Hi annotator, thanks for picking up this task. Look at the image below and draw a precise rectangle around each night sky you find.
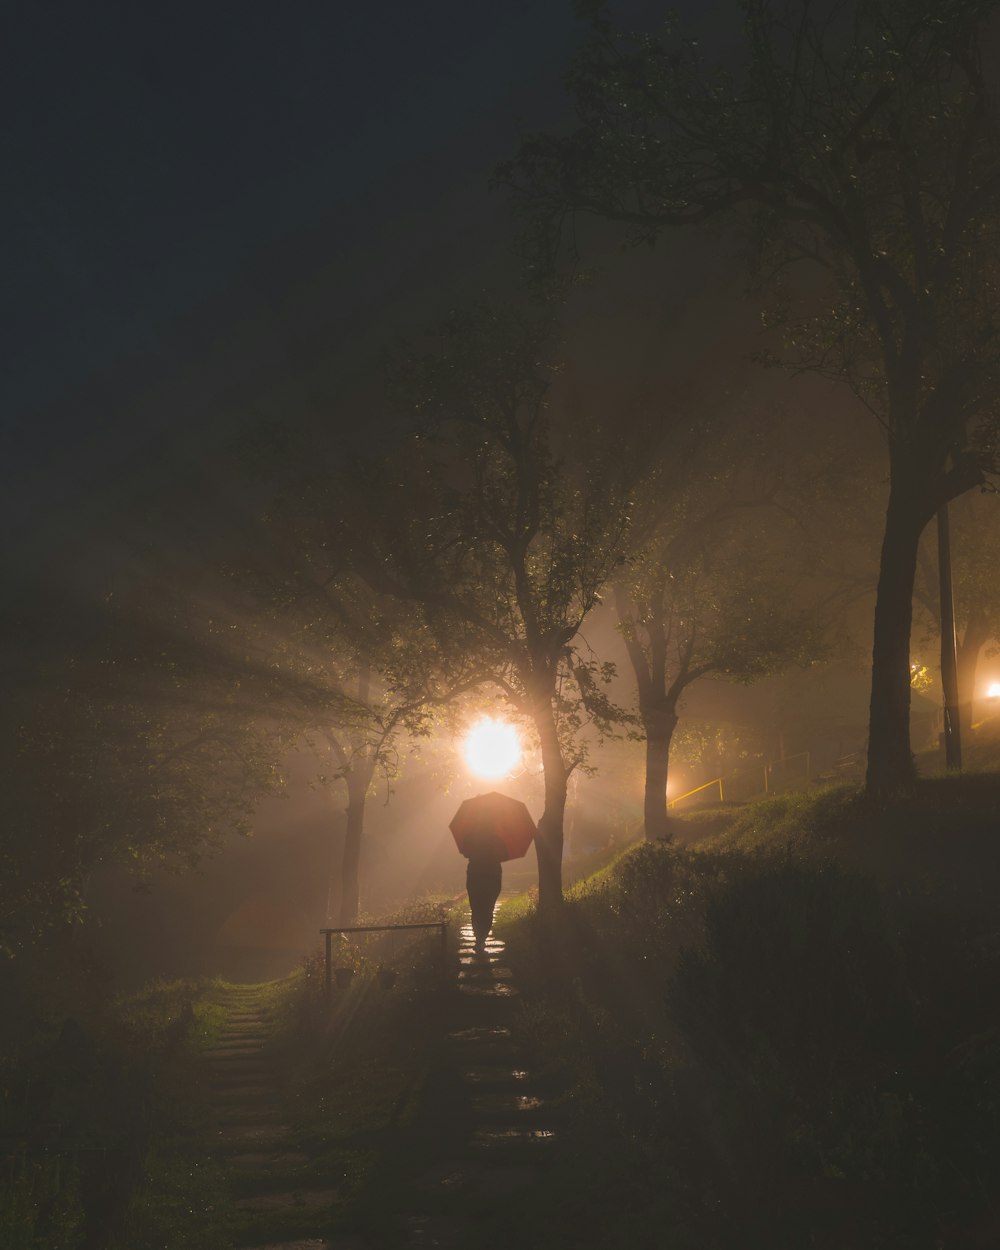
[5,2,592,551]
[5,0,748,581]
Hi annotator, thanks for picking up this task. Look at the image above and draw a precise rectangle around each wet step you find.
[457,965,513,981]
[446,1025,511,1044]
[234,1187,340,1213]
[208,1042,268,1056]
[469,1126,557,1152]
[209,1069,273,1088]
[206,1052,271,1068]
[242,1241,354,1250]
[224,1150,311,1175]
[456,980,518,998]
[471,1092,546,1115]
[242,1239,369,1250]
[460,1066,533,1086]
[212,1123,296,1150]
[414,1159,537,1199]
[214,1105,286,1126]
[400,1213,468,1249]
[211,1085,283,1106]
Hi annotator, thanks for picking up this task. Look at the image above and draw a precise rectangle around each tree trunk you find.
[642,705,679,840]
[532,699,567,913]
[866,485,925,799]
[339,763,373,926]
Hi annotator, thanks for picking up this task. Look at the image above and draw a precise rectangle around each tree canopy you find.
[502,0,1000,795]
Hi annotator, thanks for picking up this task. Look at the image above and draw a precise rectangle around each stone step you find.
[451,1044,521,1066]
[456,981,518,998]
[242,1237,370,1250]
[223,1150,311,1175]
[211,1123,296,1151]
[213,1105,286,1126]
[457,966,513,981]
[234,1187,339,1213]
[211,1085,282,1105]
[471,1092,546,1115]
[207,1060,272,1079]
[468,1126,557,1153]
[460,1066,534,1086]
[414,1159,537,1199]
[399,1213,468,1249]
[207,1059,268,1072]
[446,1025,512,1044]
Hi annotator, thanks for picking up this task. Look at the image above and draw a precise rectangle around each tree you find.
[212,502,484,926]
[3,595,292,956]
[502,0,1000,797]
[617,411,826,838]
[334,306,635,912]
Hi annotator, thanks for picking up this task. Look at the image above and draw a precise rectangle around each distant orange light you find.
[987,682,1000,699]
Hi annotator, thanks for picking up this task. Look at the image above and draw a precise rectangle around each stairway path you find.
[201,985,359,1250]
[378,919,561,1249]
[202,910,558,1250]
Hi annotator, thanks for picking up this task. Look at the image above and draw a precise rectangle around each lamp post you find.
[938,503,962,770]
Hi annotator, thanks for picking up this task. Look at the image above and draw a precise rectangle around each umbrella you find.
[449,791,537,862]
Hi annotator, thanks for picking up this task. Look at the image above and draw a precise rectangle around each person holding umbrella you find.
[449,792,536,956]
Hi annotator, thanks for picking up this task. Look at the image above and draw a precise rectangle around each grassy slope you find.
[494,772,1000,1250]
[0,897,459,1250]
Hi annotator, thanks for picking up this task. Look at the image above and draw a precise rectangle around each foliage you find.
[613,405,836,834]
[2,594,293,954]
[498,775,1000,1247]
[0,973,216,1250]
[503,0,1000,795]
[329,303,639,907]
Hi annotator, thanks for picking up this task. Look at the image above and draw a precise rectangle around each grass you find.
[0,970,236,1250]
[493,772,1000,1250]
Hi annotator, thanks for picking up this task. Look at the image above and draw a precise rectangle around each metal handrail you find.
[764,750,810,793]
[320,921,449,996]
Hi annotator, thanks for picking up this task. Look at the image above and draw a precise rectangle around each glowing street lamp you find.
[987,682,1000,700]
[462,717,522,780]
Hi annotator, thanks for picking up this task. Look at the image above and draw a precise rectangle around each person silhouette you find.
[463,826,505,954]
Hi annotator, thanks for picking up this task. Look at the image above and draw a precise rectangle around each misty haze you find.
[5,2,1000,1248]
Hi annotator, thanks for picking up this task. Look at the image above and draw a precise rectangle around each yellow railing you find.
[667,776,725,809]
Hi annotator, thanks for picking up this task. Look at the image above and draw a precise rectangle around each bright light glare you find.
[463,718,522,779]
[988,682,1000,699]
